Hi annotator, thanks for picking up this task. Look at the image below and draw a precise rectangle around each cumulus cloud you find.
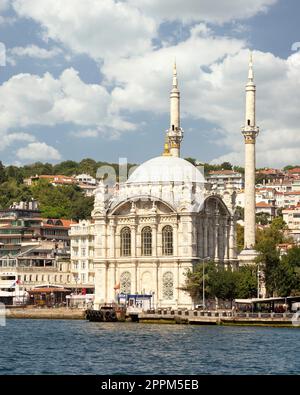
[0,132,36,150]
[107,24,245,114]
[12,0,156,61]
[16,142,61,161]
[9,44,63,59]
[0,67,135,131]
[8,0,300,168]
[128,0,277,24]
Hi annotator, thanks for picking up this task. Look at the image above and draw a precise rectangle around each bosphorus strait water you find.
[0,319,299,375]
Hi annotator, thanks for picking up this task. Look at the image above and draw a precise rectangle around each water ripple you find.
[0,320,299,375]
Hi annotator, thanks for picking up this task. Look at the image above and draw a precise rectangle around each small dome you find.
[127,156,204,184]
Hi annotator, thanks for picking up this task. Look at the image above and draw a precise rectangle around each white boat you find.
[0,272,28,305]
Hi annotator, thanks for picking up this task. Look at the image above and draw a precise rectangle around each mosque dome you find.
[127,156,205,184]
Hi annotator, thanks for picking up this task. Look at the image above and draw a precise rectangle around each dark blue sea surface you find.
[0,320,299,375]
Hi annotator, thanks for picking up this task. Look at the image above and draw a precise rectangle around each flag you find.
[16,279,22,285]
[81,288,86,295]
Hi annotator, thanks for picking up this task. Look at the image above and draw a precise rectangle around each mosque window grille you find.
[120,271,131,294]
[162,226,173,256]
[163,272,174,300]
[141,226,152,256]
[120,227,131,257]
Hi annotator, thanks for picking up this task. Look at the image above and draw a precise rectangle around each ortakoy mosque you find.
[89,64,239,309]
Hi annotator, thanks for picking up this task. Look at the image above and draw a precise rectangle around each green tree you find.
[220,161,232,170]
[256,212,271,225]
[255,218,293,296]
[0,161,7,184]
[236,266,257,298]
[53,160,79,176]
[184,262,258,304]
[78,158,98,176]
[236,223,244,254]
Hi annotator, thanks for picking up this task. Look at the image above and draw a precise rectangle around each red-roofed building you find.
[24,174,76,186]
[256,201,277,219]
[287,167,300,176]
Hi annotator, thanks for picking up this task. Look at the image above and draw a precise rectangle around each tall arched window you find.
[162,226,173,255]
[120,227,131,257]
[120,271,131,294]
[163,272,174,300]
[141,226,152,256]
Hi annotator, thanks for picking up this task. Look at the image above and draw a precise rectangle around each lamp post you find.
[257,264,260,299]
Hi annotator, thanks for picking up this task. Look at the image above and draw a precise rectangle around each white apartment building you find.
[69,220,95,291]
[282,206,300,242]
[75,174,97,186]
[206,170,244,191]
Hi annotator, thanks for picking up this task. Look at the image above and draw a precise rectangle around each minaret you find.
[167,62,183,157]
[242,52,259,249]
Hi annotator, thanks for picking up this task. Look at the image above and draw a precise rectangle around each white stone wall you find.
[92,194,236,309]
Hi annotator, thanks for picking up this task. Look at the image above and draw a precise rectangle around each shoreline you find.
[3,307,300,328]
[5,307,85,320]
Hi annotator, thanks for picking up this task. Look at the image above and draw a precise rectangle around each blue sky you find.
[0,0,300,167]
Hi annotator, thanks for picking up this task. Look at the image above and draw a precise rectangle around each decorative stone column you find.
[109,219,116,259]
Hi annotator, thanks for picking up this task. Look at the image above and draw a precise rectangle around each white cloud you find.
[0,0,9,12]
[9,44,62,59]
[70,129,99,138]
[129,0,277,24]
[8,0,300,168]
[13,0,156,61]
[0,67,135,132]
[107,24,245,114]
[104,25,300,168]
[16,142,61,161]
[0,132,36,150]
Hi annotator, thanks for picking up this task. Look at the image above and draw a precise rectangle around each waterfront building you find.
[69,220,95,291]
[0,201,86,303]
[73,64,238,310]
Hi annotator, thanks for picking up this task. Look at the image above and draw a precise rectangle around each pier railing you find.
[144,309,295,320]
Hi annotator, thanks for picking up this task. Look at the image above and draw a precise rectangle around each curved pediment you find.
[109,196,176,216]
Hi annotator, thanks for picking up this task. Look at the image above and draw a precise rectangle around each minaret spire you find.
[173,59,178,88]
[167,61,183,157]
[241,50,259,251]
[248,51,254,82]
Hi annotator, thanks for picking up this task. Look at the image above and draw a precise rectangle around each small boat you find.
[85,304,125,322]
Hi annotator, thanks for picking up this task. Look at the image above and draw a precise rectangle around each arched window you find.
[163,272,174,300]
[162,226,173,255]
[141,227,152,256]
[120,271,131,294]
[120,227,131,257]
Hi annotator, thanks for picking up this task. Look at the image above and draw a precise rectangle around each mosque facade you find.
[78,63,239,310]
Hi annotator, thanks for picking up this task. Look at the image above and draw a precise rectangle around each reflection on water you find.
[0,320,299,375]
